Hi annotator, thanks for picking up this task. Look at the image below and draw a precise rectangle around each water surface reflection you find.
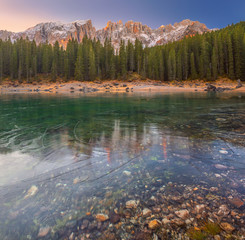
[0,93,244,239]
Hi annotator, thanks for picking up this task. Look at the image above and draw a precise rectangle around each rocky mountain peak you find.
[0,19,213,49]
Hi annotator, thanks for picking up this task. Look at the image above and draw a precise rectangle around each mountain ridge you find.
[0,19,213,49]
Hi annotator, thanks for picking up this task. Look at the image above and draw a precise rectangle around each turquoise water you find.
[0,92,244,239]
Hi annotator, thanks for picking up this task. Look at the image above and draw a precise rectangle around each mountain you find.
[0,19,212,49]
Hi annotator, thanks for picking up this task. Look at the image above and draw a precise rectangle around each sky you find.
[0,0,244,32]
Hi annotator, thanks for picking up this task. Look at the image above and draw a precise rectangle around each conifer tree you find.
[159,50,164,81]
[217,33,225,76]
[0,46,3,81]
[168,49,176,81]
[241,33,245,80]
[127,41,135,72]
[182,41,189,80]
[176,49,182,80]
[227,35,235,79]
[135,39,143,74]
[211,41,218,80]
[110,55,116,79]
[88,45,96,81]
[200,39,209,79]
[190,52,197,80]
[119,40,127,79]
[233,29,242,79]
[75,45,85,81]
[10,45,18,80]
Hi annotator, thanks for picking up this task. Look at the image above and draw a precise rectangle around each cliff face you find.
[0,19,212,49]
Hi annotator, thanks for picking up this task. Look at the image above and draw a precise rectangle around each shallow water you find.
[0,92,245,239]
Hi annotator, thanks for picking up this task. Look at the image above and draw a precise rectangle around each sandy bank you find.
[0,79,244,94]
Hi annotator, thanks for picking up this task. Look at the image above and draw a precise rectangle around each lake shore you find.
[0,78,244,94]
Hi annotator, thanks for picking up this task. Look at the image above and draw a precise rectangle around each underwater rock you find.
[142,208,152,217]
[205,83,216,92]
[236,79,242,89]
[148,219,161,229]
[220,222,235,233]
[175,209,189,219]
[123,171,131,176]
[229,198,244,208]
[96,214,109,222]
[218,205,230,216]
[171,218,185,226]
[219,150,228,154]
[135,231,152,240]
[214,164,228,170]
[38,226,50,238]
[126,200,139,209]
[24,185,38,199]
[162,218,170,225]
[195,204,205,214]
[109,212,120,224]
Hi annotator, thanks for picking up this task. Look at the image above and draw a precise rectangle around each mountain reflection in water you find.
[0,92,244,239]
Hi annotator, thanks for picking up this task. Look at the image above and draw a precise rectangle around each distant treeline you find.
[0,22,245,82]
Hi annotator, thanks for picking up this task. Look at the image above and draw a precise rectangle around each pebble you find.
[96,214,109,222]
[123,171,131,176]
[210,187,218,192]
[218,205,230,216]
[195,204,205,214]
[220,222,235,233]
[69,232,74,240]
[171,218,185,226]
[162,218,170,225]
[73,178,79,184]
[109,212,120,224]
[185,219,192,225]
[38,227,50,238]
[126,200,139,209]
[215,164,228,170]
[24,185,38,199]
[148,219,161,229]
[214,235,221,240]
[175,209,189,219]
[229,198,244,208]
[142,208,152,217]
[219,150,228,154]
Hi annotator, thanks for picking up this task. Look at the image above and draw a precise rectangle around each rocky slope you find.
[0,19,212,49]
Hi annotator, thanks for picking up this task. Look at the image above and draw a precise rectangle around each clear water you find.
[0,92,244,239]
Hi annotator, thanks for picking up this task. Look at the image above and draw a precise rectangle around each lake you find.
[0,92,244,239]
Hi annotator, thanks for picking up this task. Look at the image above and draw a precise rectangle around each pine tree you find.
[0,46,3,81]
[200,39,209,79]
[10,44,18,79]
[127,41,134,72]
[227,35,235,79]
[176,49,182,80]
[233,29,242,79]
[190,52,197,80]
[64,52,69,80]
[135,39,143,74]
[42,44,51,75]
[110,55,116,79]
[119,40,127,79]
[241,33,245,81]
[211,41,218,80]
[217,33,225,76]
[167,48,176,81]
[75,45,85,81]
[182,41,189,80]
[51,59,57,81]
[88,45,96,81]
[159,50,164,81]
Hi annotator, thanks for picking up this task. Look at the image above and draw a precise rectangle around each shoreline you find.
[0,79,245,94]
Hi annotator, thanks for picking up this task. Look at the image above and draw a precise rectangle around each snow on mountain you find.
[0,19,212,49]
